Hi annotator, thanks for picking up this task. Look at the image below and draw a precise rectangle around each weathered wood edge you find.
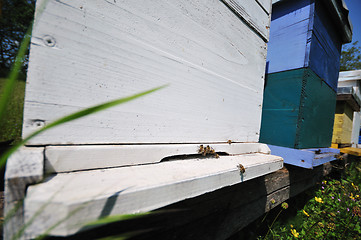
[4,147,45,240]
[24,153,283,237]
[44,143,271,173]
[46,162,334,240]
[268,145,339,168]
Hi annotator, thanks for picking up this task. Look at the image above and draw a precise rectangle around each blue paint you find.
[267,0,345,92]
[268,145,340,168]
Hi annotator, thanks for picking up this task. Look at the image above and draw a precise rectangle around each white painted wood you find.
[24,153,283,238]
[4,147,45,240]
[221,0,270,40]
[45,143,271,173]
[256,0,272,14]
[351,112,361,148]
[338,70,361,107]
[23,0,269,145]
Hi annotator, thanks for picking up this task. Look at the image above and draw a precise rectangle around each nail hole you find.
[43,35,56,47]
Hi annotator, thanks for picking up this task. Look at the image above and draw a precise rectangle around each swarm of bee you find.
[198,145,219,158]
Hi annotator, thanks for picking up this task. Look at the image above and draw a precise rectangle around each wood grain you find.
[24,153,283,237]
[23,0,270,145]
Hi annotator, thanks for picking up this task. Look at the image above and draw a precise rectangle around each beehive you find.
[333,70,361,146]
[260,0,352,149]
[266,0,352,91]
[5,1,286,239]
[332,101,354,144]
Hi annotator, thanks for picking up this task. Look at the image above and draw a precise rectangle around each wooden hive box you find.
[260,68,337,149]
[259,0,352,149]
[332,70,361,146]
[4,0,285,239]
[266,0,352,91]
[332,101,354,144]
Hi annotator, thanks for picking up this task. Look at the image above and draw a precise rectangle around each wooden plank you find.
[351,112,360,147]
[44,163,333,240]
[24,153,283,238]
[340,147,361,157]
[45,143,271,173]
[23,0,269,146]
[268,145,315,168]
[260,69,303,148]
[4,147,44,240]
[266,0,312,74]
[309,0,342,92]
[269,145,339,168]
[256,0,272,14]
[297,68,336,148]
[332,101,354,144]
[260,68,336,149]
[221,0,270,41]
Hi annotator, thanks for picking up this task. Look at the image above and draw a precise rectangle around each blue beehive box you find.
[266,0,352,91]
[260,0,352,150]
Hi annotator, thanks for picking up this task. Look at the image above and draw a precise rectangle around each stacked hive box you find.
[332,70,361,147]
[260,0,352,149]
[5,0,286,239]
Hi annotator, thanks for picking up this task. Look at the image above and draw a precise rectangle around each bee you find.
[237,164,245,173]
[198,144,219,158]
[227,140,232,145]
[198,145,204,154]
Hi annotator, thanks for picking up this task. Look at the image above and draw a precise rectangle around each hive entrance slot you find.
[161,152,229,162]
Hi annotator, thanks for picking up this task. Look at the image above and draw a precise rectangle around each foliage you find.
[0,0,35,78]
[258,160,361,240]
[340,41,361,71]
[0,78,25,143]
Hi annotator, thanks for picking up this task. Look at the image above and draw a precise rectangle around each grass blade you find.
[86,212,151,229]
[0,84,167,168]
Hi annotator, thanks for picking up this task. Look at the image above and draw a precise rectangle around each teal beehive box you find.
[260,68,337,149]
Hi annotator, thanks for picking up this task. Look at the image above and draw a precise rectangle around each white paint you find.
[222,0,270,40]
[23,0,270,145]
[45,143,271,173]
[338,70,361,107]
[24,153,283,237]
[4,147,44,240]
[351,112,361,147]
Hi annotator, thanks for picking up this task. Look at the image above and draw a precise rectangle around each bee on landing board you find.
[238,164,245,173]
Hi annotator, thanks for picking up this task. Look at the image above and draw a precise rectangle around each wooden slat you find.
[340,147,361,156]
[24,153,283,238]
[309,1,342,92]
[266,0,312,74]
[221,0,270,40]
[45,143,271,173]
[40,163,334,240]
[23,0,269,146]
[268,145,339,168]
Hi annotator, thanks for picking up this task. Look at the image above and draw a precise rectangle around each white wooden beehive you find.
[4,0,284,239]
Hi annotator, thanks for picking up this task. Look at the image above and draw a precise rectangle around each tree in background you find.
[0,0,35,78]
[340,41,361,71]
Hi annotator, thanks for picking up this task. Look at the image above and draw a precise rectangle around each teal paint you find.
[260,68,337,149]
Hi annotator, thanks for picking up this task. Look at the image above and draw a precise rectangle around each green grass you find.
[0,78,26,144]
